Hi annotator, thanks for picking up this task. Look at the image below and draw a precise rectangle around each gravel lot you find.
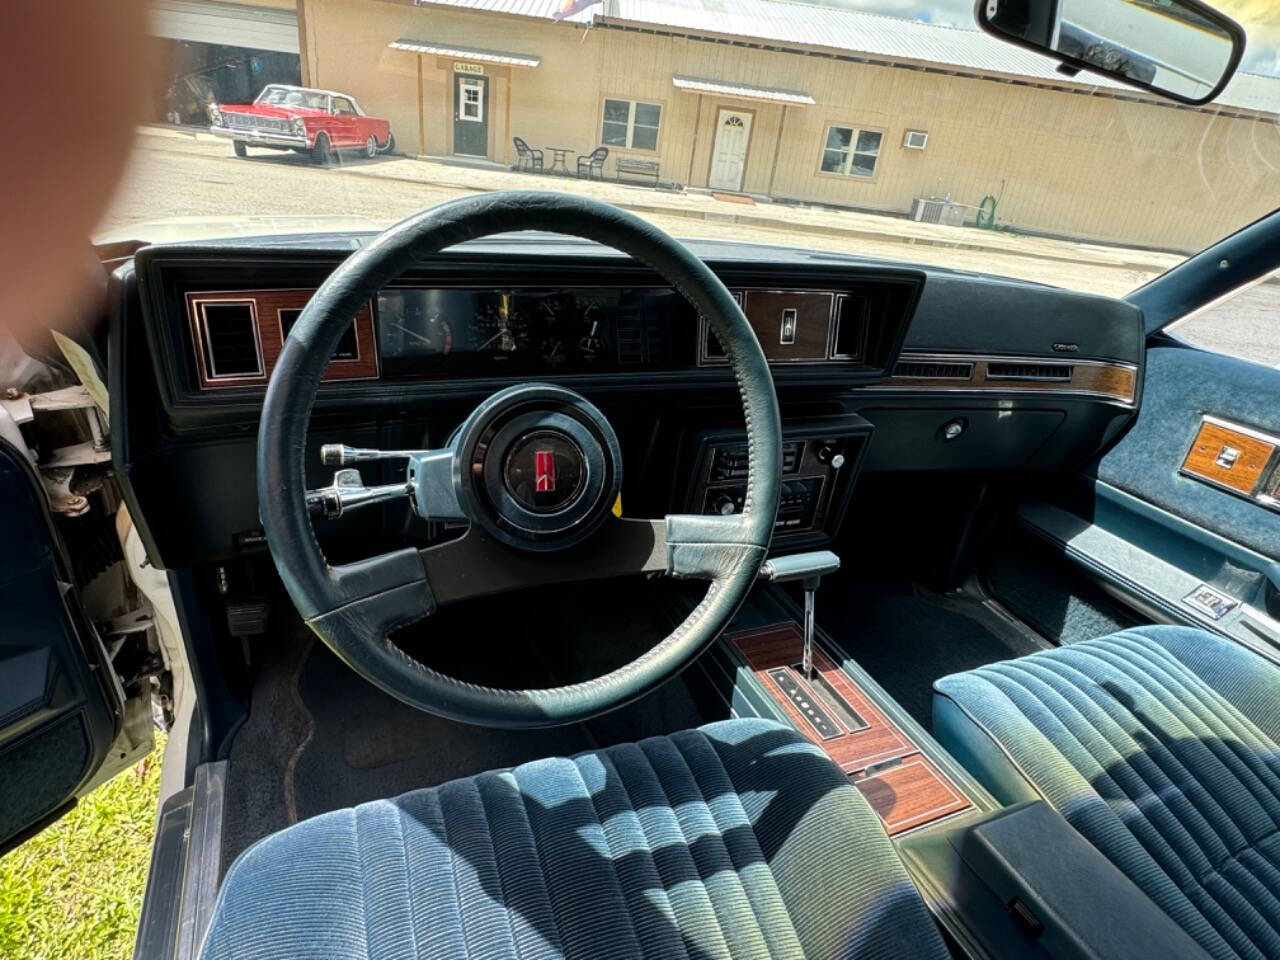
[99,127,1277,367]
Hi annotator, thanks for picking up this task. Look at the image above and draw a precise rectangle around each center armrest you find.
[952,801,1211,960]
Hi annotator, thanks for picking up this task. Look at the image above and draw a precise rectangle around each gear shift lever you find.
[758,550,840,678]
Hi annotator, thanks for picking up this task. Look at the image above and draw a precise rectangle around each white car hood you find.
[94,214,384,246]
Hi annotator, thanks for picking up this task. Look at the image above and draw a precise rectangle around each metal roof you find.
[389,38,543,67]
[412,0,1280,115]
[673,74,814,104]
[410,0,596,24]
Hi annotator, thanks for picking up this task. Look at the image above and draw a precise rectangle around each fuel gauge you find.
[540,338,567,366]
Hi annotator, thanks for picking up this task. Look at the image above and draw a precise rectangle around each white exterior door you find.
[708,109,752,192]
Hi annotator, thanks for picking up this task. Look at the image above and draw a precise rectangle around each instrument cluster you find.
[375,287,699,378]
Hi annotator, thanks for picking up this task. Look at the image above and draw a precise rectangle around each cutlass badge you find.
[535,449,556,492]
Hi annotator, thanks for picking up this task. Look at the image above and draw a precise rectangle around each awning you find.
[389,39,541,68]
[671,75,814,105]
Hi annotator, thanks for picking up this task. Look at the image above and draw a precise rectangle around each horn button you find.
[454,384,622,551]
[502,431,586,513]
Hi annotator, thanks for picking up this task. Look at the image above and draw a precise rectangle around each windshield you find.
[116,0,1280,298]
[254,86,326,109]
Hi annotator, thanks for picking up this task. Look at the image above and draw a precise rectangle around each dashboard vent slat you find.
[893,360,974,380]
[985,361,1074,382]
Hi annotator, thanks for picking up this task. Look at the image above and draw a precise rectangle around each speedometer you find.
[474,293,528,353]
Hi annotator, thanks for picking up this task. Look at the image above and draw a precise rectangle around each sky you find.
[794,0,1280,77]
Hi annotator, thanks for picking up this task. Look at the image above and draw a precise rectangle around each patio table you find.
[547,147,573,174]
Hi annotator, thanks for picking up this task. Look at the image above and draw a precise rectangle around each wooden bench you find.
[616,157,660,186]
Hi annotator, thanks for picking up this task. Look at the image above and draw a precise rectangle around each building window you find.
[459,78,484,122]
[602,99,661,151]
[820,125,882,178]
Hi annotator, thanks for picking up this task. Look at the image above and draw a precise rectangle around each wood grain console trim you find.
[886,352,1138,405]
[729,623,971,835]
[187,289,378,390]
[853,757,969,834]
[1180,417,1278,496]
[733,624,913,771]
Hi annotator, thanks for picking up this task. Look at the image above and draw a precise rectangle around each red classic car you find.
[209,84,394,164]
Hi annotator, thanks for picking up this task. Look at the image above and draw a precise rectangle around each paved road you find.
[99,128,1171,294]
[99,127,1276,367]
[1172,282,1280,368]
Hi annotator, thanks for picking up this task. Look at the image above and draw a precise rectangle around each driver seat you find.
[200,718,948,959]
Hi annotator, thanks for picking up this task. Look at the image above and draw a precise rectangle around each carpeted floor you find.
[289,637,594,822]
[814,572,1049,729]
[219,626,313,873]
[984,531,1143,646]
[220,577,713,871]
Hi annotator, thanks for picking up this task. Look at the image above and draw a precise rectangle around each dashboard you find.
[376,287,693,376]
[113,234,1146,570]
[180,275,917,386]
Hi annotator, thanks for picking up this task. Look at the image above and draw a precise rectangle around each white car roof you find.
[255,84,365,114]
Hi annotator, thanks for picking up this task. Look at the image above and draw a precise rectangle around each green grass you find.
[0,741,163,960]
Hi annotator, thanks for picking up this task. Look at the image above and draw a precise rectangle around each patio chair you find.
[576,146,608,180]
[513,137,543,172]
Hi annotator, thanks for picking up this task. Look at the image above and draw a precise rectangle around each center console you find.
[727,622,972,836]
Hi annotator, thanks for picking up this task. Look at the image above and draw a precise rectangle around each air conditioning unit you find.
[903,129,928,150]
[911,197,968,226]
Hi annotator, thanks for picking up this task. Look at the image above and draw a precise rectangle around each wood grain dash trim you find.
[886,352,1137,405]
[187,289,378,390]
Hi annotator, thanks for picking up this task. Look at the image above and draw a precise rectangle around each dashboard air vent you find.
[893,360,973,380]
[198,301,262,380]
[984,361,1073,381]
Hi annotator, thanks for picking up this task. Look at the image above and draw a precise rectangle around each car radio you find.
[684,417,872,547]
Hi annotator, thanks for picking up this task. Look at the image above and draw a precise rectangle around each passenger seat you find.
[934,626,1280,960]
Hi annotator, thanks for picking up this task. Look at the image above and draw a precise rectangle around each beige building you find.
[170,0,1280,252]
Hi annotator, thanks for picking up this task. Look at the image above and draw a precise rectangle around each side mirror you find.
[976,0,1245,105]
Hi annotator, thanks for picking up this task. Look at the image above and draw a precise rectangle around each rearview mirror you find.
[977,0,1245,105]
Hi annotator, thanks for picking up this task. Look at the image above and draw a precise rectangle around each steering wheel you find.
[257,192,781,727]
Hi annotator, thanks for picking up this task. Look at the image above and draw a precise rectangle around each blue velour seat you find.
[935,625,1280,960]
[201,718,948,959]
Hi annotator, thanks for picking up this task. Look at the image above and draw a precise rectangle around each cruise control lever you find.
[758,550,840,678]
[305,468,412,520]
[319,444,420,466]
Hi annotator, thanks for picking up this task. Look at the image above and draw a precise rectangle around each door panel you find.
[1016,339,1280,655]
[453,75,488,157]
[0,439,118,852]
[709,109,751,192]
[329,96,359,147]
[1089,342,1280,560]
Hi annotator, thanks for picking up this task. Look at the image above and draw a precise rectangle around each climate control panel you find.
[686,418,872,546]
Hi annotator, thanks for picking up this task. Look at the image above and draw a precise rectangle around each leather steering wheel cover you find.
[257,191,782,726]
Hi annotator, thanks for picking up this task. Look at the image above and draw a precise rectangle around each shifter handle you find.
[758,550,840,679]
[758,550,840,585]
